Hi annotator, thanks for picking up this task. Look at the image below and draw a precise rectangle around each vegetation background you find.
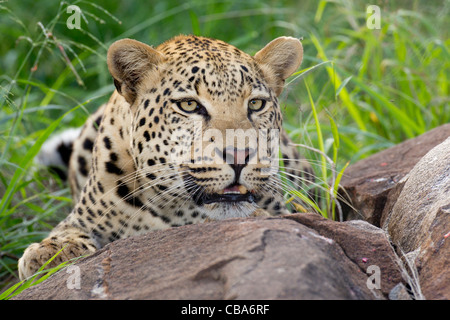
[0,0,448,293]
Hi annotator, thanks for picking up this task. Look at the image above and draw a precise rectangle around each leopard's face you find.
[108,35,303,219]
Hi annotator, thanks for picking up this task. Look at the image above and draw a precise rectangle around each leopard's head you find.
[107,35,303,219]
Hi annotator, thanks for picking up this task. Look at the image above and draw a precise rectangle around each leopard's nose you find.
[223,147,256,181]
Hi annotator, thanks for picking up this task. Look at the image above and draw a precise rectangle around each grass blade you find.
[310,33,367,132]
[0,104,80,216]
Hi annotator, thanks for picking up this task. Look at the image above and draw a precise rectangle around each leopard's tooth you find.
[238,185,248,194]
[217,189,224,195]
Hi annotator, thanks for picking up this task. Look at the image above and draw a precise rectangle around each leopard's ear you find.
[107,39,166,104]
[254,37,303,96]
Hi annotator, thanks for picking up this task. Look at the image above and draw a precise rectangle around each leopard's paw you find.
[18,236,95,280]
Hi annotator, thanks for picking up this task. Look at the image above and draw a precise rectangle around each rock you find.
[414,207,449,300]
[340,124,450,226]
[383,137,450,300]
[285,213,403,297]
[13,214,404,300]
[388,283,412,300]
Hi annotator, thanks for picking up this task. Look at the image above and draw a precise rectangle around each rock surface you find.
[383,137,450,300]
[14,214,403,300]
[340,124,450,226]
[341,126,450,300]
[285,214,403,297]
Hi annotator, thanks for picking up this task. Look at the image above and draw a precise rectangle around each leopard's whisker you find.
[82,167,190,236]
[121,174,204,234]
[117,179,192,236]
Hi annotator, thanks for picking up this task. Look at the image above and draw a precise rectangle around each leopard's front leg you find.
[18,223,98,280]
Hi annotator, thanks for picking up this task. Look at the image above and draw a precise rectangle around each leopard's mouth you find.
[192,183,256,205]
[203,184,255,204]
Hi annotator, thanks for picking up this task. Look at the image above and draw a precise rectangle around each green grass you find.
[0,0,448,294]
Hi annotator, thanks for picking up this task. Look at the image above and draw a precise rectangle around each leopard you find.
[18,35,315,280]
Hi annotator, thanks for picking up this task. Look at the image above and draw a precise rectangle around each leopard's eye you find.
[248,99,266,112]
[177,100,200,113]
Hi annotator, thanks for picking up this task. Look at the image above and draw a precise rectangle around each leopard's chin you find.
[201,199,259,220]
